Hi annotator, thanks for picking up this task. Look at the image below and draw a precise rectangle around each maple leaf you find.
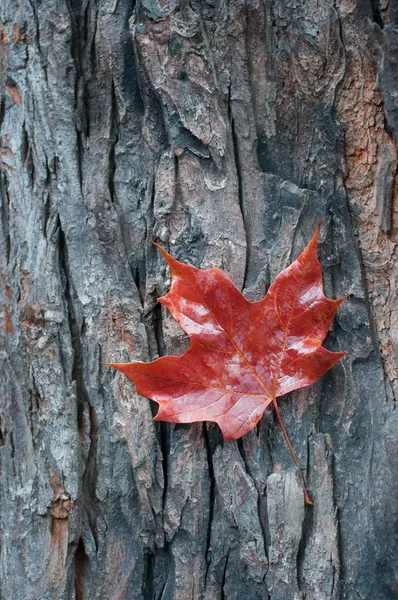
[106,224,346,504]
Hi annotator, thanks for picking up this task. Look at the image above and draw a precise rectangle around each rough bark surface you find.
[0,1,397,599]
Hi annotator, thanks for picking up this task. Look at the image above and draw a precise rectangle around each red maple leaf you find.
[107,224,346,504]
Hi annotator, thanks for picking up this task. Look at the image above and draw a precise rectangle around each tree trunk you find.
[1,1,397,598]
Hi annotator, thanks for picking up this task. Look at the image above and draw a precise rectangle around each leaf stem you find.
[272,398,313,506]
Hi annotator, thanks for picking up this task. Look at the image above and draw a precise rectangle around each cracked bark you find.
[0,1,397,599]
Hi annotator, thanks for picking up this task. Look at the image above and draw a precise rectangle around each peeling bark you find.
[0,1,397,599]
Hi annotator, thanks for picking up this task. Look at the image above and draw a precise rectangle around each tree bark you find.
[0,1,397,599]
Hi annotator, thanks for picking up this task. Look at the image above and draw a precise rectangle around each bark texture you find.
[0,1,397,599]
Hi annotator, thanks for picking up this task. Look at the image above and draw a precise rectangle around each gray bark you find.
[0,1,397,599]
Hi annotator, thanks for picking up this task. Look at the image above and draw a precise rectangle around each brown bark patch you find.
[49,470,73,519]
[48,518,69,586]
[48,470,73,583]
[11,24,27,45]
[12,24,19,44]
[3,305,14,335]
[0,27,8,75]
[6,81,22,104]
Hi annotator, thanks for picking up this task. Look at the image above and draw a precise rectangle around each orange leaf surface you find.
[107,224,346,444]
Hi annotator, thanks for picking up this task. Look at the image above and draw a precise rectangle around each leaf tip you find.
[312,219,323,243]
[153,241,184,273]
[153,406,168,422]
[152,241,169,260]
